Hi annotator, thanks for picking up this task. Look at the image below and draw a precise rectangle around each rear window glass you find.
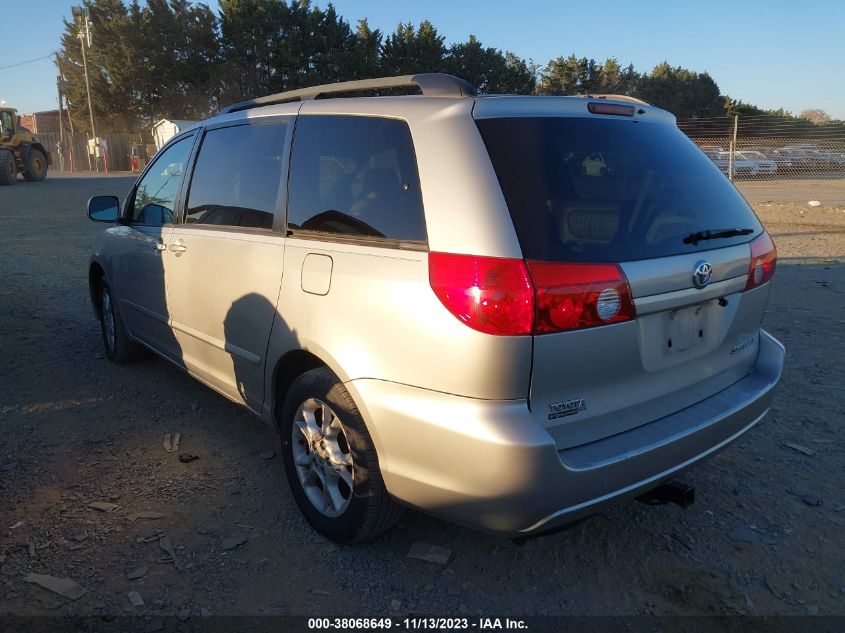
[476,117,762,262]
[287,115,426,242]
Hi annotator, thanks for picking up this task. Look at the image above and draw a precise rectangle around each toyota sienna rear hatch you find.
[475,98,776,449]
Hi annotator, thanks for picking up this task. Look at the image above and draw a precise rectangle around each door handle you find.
[169,243,187,253]
[155,242,167,251]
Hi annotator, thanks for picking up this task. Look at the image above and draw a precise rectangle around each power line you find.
[0,53,55,71]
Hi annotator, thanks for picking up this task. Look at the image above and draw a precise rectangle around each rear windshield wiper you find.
[683,228,754,245]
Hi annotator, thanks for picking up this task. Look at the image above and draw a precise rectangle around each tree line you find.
[56,0,836,133]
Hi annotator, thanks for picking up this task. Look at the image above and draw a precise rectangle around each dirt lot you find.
[1,174,843,621]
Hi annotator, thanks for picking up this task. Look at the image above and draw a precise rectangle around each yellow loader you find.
[0,107,50,185]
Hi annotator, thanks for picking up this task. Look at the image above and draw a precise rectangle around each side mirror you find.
[87,196,120,222]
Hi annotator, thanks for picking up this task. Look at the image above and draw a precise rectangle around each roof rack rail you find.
[582,93,651,106]
[221,73,477,114]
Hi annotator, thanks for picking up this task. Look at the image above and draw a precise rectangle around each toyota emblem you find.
[693,261,713,289]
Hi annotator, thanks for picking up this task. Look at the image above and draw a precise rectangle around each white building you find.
[152,119,197,151]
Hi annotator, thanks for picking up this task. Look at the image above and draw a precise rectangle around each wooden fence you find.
[36,131,149,172]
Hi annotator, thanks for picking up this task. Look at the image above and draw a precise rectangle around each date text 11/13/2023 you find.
[307,617,529,630]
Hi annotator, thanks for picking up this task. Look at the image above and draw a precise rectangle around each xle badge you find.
[548,398,587,420]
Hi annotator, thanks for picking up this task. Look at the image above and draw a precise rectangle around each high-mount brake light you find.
[429,254,636,336]
[587,102,635,117]
[746,232,777,290]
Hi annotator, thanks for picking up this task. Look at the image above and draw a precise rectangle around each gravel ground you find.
[0,173,843,619]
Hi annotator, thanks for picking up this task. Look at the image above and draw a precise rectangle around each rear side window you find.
[476,117,763,262]
[287,116,426,242]
[185,122,288,229]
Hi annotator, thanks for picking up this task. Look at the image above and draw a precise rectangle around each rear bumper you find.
[347,330,784,535]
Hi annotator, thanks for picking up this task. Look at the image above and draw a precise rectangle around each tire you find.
[281,367,402,543]
[0,149,16,186]
[97,278,148,363]
[21,146,47,181]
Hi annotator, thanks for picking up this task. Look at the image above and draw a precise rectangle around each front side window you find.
[129,135,194,226]
[287,116,426,242]
[185,122,288,229]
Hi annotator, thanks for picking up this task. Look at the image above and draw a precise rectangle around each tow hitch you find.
[636,480,696,508]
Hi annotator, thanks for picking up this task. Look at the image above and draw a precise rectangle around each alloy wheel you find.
[291,398,354,517]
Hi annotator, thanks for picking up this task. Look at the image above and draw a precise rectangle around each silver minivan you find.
[87,74,784,542]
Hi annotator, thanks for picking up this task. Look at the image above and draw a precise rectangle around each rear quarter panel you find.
[265,237,533,401]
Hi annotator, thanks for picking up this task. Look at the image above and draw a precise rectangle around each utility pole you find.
[72,5,98,172]
[64,89,76,172]
[55,54,75,171]
[55,54,66,172]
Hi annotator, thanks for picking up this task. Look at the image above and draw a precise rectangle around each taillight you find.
[746,232,777,290]
[527,261,636,333]
[429,253,635,335]
[429,253,534,335]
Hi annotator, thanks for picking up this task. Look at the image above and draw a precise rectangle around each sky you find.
[2,0,843,119]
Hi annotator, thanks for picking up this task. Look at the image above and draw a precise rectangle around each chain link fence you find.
[677,115,845,182]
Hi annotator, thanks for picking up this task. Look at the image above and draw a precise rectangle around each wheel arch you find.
[271,349,330,429]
